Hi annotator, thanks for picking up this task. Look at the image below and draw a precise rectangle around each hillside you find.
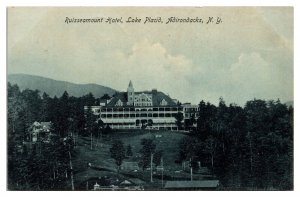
[72,130,197,190]
[8,73,117,98]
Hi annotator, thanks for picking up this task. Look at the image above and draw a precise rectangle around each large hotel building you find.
[85,81,199,131]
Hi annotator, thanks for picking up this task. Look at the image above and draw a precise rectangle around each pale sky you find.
[7,7,293,105]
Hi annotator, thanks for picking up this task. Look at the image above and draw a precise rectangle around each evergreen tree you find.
[139,138,156,170]
[110,140,126,173]
[174,112,184,130]
[126,145,133,157]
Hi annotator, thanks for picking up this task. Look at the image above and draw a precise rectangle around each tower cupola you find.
[127,80,134,105]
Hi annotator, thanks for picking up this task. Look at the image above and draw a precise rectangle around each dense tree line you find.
[178,98,293,190]
[8,82,293,190]
[7,83,102,190]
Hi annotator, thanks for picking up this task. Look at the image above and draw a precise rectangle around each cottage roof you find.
[128,178,145,185]
[120,180,133,186]
[40,122,52,129]
[31,121,52,133]
[164,180,219,189]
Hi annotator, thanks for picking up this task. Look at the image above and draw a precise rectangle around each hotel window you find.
[116,99,123,106]
[160,99,168,106]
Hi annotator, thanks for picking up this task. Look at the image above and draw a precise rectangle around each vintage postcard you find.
[7,7,293,191]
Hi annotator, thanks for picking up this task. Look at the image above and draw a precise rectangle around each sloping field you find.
[72,130,188,189]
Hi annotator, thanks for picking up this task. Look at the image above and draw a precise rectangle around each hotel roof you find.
[106,90,177,107]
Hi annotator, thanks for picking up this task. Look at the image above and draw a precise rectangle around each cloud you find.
[7,7,293,105]
[184,51,293,105]
[230,52,270,78]
[228,52,293,103]
[103,39,196,102]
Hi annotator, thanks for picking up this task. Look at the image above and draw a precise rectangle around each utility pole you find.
[190,158,193,181]
[90,132,93,150]
[161,157,164,189]
[73,131,76,148]
[96,130,99,147]
[69,151,74,190]
[150,153,153,182]
[100,130,103,148]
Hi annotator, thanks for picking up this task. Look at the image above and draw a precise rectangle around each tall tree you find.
[110,140,126,173]
[82,92,96,106]
[85,105,97,149]
[139,138,156,170]
[153,150,163,167]
[126,145,133,157]
[57,91,70,137]
[174,112,184,130]
[203,135,218,173]
[39,92,51,122]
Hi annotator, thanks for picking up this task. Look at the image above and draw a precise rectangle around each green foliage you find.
[148,119,153,126]
[174,112,184,129]
[178,98,293,190]
[7,83,87,190]
[100,94,111,100]
[126,144,133,157]
[153,150,163,167]
[85,106,97,134]
[141,119,148,129]
[110,140,126,170]
[82,92,96,106]
[7,83,293,190]
[139,138,156,170]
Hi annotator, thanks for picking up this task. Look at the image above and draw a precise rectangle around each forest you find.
[177,99,293,190]
[7,82,293,190]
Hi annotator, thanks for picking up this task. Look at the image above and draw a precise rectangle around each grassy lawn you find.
[72,129,204,190]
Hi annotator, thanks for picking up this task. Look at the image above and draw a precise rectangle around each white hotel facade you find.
[85,81,199,131]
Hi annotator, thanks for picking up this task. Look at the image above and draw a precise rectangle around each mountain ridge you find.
[8,73,117,98]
